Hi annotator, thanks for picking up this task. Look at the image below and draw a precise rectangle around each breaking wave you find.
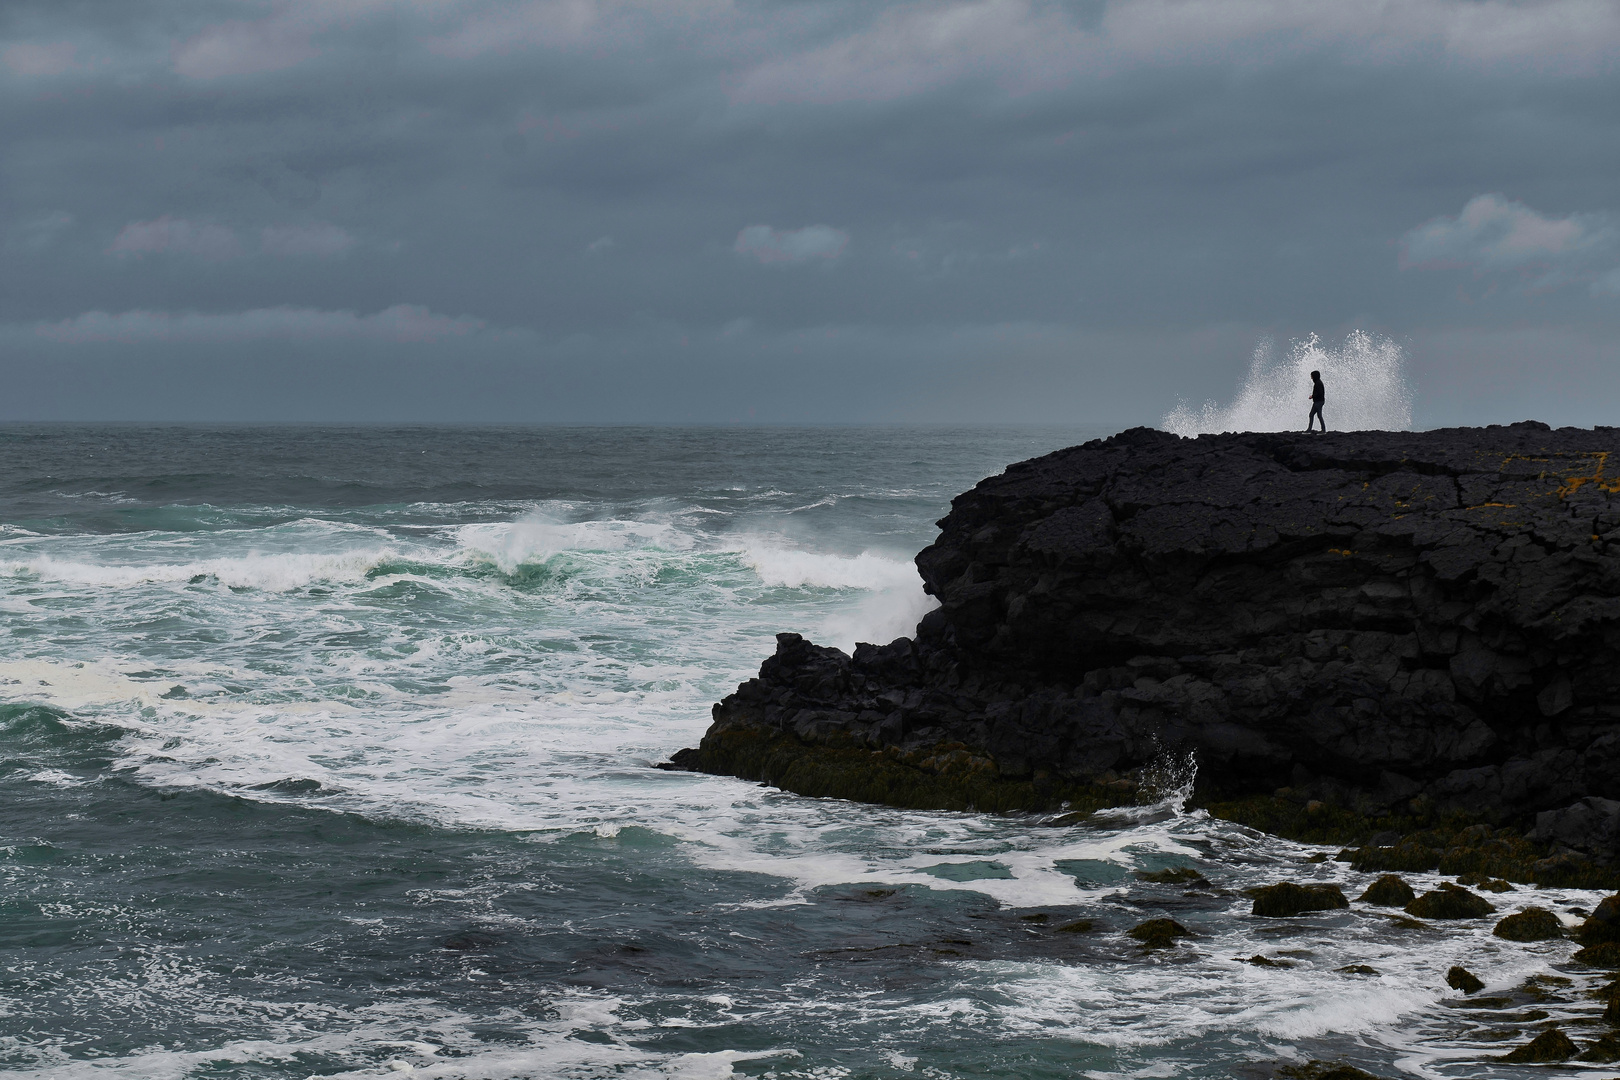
[1163,330,1413,436]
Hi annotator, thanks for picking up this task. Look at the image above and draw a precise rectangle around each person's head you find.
[1311,370,1321,380]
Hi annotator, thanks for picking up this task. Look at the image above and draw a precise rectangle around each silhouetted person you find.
[1306,370,1325,432]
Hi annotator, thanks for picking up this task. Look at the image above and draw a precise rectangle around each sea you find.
[0,423,1609,1080]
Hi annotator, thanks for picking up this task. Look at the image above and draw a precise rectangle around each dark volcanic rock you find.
[1492,907,1564,941]
[669,425,1620,858]
[1358,874,1416,906]
[1533,798,1620,864]
[1406,883,1495,919]
[1446,965,1485,994]
[1250,882,1350,917]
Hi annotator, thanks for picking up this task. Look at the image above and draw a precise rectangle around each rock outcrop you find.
[666,424,1620,865]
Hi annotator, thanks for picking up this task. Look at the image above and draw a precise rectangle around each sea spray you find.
[1163,330,1413,436]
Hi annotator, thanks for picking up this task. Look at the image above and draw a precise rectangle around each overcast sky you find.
[3,0,1619,425]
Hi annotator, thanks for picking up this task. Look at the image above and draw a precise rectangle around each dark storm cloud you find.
[2,0,1619,423]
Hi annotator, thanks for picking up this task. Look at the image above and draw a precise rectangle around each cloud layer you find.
[734,225,850,265]
[1401,195,1619,292]
[108,217,242,261]
[34,305,485,344]
[2,0,1619,421]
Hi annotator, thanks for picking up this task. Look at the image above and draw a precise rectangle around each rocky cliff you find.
[666,423,1620,874]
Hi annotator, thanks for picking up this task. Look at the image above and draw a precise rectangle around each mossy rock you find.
[685,727,1135,814]
[1337,964,1380,976]
[1245,954,1293,967]
[1456,871,1514,892]
[1492,907,1563,942]
[1578,894,1620,944]
[1357,874,1415,906]
[1579,1034,1620,1063]
[1574,941,1620,968]
[1055,919,1094,934]
[1500,1027,1576,1063]
[1277,1061,1384,1080]
[1251,882,1350,917]
[1405,883,1494,920]
[1446,966,1484,994]
[1516,974,1572,1000]
[1137,866,1206,884]
[1127,918,1190,949]
[1349,841,1441,874]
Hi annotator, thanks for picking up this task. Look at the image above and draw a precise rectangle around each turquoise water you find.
[0,425,1610,1079]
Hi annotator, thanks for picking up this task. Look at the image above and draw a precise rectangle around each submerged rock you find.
[669,426,1620,874]
[1455,870,1512,891]
[1250,882,1350,917]
[1054,919,1094,934]
[1127,918,1191,949]
[1406,883,1494,919]
[1246,954,1294,968]
[1278,1062,1384,1080]
[1137,866,1207,884]
[1492,907,1564,941]
[1579,1033,1620,1063]
[1357,874,1415,906]
[1446,966,1485,994]
[1500,1027,1577,1063]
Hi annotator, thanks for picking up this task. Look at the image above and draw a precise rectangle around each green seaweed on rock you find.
[1127,918,1190,949]
[683,727,1136,814]
[1500,1027,1576,1063]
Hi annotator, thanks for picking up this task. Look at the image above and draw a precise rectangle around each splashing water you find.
[1163,330,1413,436]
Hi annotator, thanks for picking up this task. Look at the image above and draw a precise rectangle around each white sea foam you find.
[0,548,396,591]
[739,543,911,592]
[1163,330,1413,436]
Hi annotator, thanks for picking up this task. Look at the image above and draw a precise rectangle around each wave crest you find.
[1163,330,1413,436]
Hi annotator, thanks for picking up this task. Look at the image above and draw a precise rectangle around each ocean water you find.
[0,424,1610,1080]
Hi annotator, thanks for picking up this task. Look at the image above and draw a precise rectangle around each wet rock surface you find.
[1249,882,1350,917]
[1127,918,1191,949]
[669,425,1620,866]
[1492,907,1564,941]
[1500,1026,1577,1063]
[1406,883,1495,919]
[1357,874,1415,906]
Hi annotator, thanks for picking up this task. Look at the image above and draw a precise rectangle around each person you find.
[1306,370,1325,432]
